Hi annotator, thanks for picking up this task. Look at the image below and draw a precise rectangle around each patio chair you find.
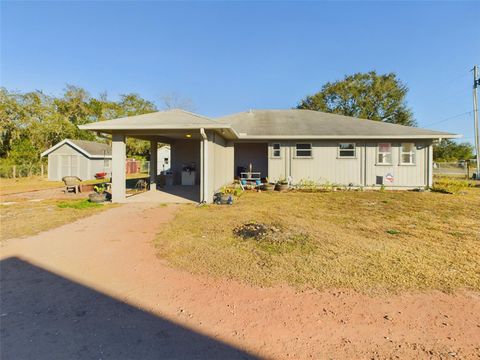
[62,176,82,194]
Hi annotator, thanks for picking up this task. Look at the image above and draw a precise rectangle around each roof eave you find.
[236,134,461,140]
[79,124,232,130]
[79,124,240,139]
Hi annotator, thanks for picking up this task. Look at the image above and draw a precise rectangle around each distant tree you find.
[433,139,474,162]
[0,88,81,160]
[297,71,416,126]
[0,85,174,164]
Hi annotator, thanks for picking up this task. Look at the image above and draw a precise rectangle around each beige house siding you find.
[234,143,268,179]
[170,139,201,185]
[364,141,429,187]
[206,132,234,199]
[265,140,432,188]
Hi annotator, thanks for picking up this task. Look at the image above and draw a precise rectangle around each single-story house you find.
[79,109,459,203]
[41,139,112,181]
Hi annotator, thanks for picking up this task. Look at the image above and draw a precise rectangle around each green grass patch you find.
[386,229,401,235]
[431,177,470,194]
[57,199,103,209]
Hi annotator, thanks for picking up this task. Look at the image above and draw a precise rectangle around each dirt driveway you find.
[1,204,479,359]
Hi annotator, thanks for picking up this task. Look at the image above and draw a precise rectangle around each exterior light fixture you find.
[186,134,192,138]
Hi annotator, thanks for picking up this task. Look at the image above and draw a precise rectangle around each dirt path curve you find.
[1,204,479,359]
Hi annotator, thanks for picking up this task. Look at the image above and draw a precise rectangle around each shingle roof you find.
[79,108,459,140]
[68,139,111,156]
[41,139,111,158]
[216,109,459,139]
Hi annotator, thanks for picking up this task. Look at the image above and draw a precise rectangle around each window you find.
[164,157,169,165]
[295,143,312,157]
[400,143,415,165]
[272,143,281,158]
[338,143,356,158]
[377,143,392,164]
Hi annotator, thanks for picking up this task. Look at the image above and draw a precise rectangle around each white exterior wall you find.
[111,134,126,203]
[364,141,429,187]
[90,158,111,178]
[157,146,171,172]
[233,143,268,179]
[46,143,111,181]
[170,139,201,185]
[208,132,234,199]
[266,140,432,188]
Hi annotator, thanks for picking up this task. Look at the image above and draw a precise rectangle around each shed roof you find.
[41,139,111,158]
[216,109,459,139]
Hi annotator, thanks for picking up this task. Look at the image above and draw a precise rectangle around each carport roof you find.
[79,109,233,131]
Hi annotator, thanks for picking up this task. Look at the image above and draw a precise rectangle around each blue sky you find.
[1,1,479,143]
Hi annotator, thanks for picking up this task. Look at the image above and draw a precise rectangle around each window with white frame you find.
[272,143,281,158]
[338,143,356,158]
[377,143,392,164]
[295,143,312,157]
[400,143,415,165]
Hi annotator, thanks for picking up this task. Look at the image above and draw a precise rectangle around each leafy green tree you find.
[297,71,416,126]
[0,85,163,165]
[433,139,474,161]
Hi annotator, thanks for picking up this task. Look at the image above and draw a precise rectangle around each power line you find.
[423,110,473,127]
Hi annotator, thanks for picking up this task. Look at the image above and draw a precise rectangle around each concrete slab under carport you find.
[126,186,199,204]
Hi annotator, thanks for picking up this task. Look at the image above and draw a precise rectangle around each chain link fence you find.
[0,163,47,178]
[433,161,473,178]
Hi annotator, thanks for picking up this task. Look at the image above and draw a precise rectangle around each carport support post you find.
[149,140,158,191]
[111,133,126,203]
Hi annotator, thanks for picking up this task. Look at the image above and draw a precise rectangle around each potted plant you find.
[262,183,275,191]
[275,178,289,192]
[89,184,108,203]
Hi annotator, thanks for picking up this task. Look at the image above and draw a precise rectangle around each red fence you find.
[126,159,141,174]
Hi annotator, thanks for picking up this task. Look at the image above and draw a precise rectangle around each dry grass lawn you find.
[0,176,64,196]
[156,189,480,294]
[0,199,113,241]
[0,174,149,197]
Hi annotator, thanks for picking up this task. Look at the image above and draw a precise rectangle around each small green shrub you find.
[431,177,470,194]
[386,229,401,235]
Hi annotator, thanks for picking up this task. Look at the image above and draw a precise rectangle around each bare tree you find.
[160,92,194,111]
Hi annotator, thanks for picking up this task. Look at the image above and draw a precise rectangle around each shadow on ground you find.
[0,257,257,359]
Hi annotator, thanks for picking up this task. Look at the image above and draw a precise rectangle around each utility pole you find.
[473,65,480,179]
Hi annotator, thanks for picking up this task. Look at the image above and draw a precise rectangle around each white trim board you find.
[41,139,112,159]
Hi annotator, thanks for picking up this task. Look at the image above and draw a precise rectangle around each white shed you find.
[157,145,171,173]
[41,139,112,181]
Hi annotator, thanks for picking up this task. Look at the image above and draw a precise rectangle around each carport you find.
[79,109,237,203]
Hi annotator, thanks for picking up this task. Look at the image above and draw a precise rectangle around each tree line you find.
[0,85,162,172]
[0,72,474,172]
